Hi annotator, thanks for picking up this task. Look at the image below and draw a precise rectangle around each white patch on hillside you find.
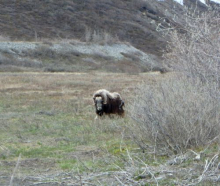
[172,0,220,5]
[173,0,183,5]
[199,0,206,4]
[211,0,220,4]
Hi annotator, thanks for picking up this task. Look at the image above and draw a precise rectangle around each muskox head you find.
[94,96,104,116]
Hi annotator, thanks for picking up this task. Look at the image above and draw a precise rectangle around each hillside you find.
[1,0,218,73]
[1,0,220,73]
[0,0,214,55]
[0,41,161,73]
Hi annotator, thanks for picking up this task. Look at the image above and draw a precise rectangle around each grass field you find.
[0,72,219,186]
[0,71,164,185]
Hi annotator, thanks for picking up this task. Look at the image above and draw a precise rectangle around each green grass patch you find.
[58,159,77,170]
[7,144,75,159]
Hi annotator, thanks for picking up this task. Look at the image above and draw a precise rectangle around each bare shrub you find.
[103,32,119,45]
[93,51,113,61]
[164,10,220,85]
[42,40,53,46]
[92,30,103,43]
[129,10,220,155]
[82,57,99,64]
[120,52,141,62]
[84,27,119,45]
[130,75,220,154]
[84,27,92,43]
[0,53,42,69]
[0,35,11,41]
[28,45,57,59]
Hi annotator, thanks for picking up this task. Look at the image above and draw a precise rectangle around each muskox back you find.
[104,97,124,116]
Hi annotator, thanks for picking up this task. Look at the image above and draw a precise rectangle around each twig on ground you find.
[9,153,21,186]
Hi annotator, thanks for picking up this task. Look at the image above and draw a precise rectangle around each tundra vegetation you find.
[129,9,220,185]
[0,8,220,186]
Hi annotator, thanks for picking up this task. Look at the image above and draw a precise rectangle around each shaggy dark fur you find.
[93,89,125,117]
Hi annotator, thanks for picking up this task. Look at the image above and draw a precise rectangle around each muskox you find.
[93,89,125,117]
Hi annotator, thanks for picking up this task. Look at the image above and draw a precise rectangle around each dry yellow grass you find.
[0,71,164,107]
